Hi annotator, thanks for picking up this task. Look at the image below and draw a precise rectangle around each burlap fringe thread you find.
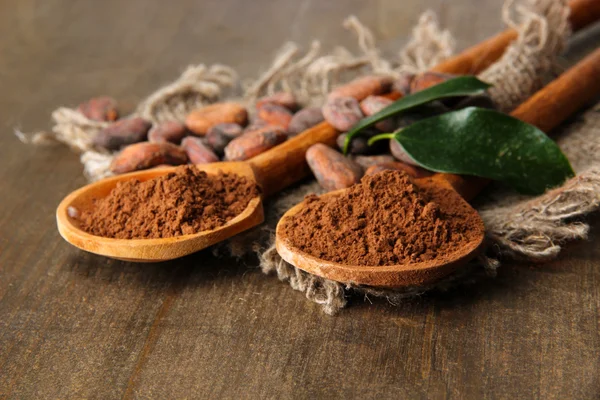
[19,0,600,315]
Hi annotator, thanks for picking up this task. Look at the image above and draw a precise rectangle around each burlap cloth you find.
[20,0,600,314]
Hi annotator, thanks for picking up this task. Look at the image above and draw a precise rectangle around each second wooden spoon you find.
[275,47,600,288]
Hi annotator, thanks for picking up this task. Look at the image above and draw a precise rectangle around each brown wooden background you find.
[1,0,599,398]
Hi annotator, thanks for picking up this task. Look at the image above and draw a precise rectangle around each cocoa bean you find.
[209,122,244,138]
[454,94,496,110]
[410,72,457,93]
[396,102,449,129]
[390,139,419,166]
[94,117,151,150]
[244,119,269,132]
[336,131,386,155]
[392,72,415,96]
[185,102,248,135]
[287,107,324,136]
[306,144,363,191]
[148,121,188,144]
[359,95,395,131]
[110,142,188,174]
[205,123,244,155]
[328,75,393,101]
[256,92,298,111]
[77,96,119,122]
[181,137,220,164]
[224,126,287,161]
[256,103,293,130]
[322,96,364,131]
[352,155,395,169]
[336,133,370,155]
[365,162,432,178]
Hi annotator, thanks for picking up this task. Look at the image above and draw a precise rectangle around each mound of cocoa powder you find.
[279,170,481,266]
[79,166,260,239]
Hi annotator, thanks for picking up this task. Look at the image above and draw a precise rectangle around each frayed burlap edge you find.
[243,12,454,107]
[480,0,570,111]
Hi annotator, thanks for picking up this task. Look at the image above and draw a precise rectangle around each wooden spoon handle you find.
[249,0,597,196]
[437,46,600,200]
[249,122,340,196]
[432,0,600,75]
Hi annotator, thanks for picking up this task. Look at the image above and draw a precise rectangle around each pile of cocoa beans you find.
[83,71,492,190]
[84,92,326,175]
[306,71,494,191]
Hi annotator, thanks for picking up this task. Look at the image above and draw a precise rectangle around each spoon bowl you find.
[275,178,486,288]
[56,162,264,262]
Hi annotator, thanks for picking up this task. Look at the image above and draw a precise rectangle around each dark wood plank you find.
[0,0,598,398]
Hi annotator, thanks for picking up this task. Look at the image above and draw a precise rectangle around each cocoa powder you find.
[279,170,480,266]
[79,166,260,239]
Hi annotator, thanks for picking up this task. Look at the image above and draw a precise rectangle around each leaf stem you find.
[367,133,395,146]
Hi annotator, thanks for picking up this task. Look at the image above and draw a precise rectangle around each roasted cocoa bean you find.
[352,154,395,169]
[365,161,432,178]
[205,133,229,156]
[392,72,415,96]
[322,96,364,131]
[148,121,188,144]
[390,139,419,166]
[359,95,395,131]
[185,102,248,135]
[94,117,151,150]
[395,102,449,129]
[110,142,188,174]
[336,133,370,155]
[208,122,244,138]
[205,123,244,155]
[77,96,119,122]
[244,119,269,132]
[181,137,220,164]
[454,94,496,110]
[395,113,422,129]
[359,95,392,115]
[256,103,293,130]
[410,72,457,93]
[224,126,287,161]
[336,132,386,155]
[328,75,393,101]
[306,144,363,191]
[287,107,324,136]
[256,92,298,111]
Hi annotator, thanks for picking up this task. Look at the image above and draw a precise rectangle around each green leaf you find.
[392,107,574,195]
[342,76,491,154]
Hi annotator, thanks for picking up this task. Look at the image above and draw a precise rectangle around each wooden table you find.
[1,0,599,398]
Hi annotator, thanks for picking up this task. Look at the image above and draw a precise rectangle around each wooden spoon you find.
[275,46,600,288]
[57,0,597,262]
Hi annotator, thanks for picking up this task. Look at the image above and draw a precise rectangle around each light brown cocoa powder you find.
[79,166,260,239]
[279,170,480,266]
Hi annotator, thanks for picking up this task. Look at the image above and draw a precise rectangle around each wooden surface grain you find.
[0,0,599,398]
